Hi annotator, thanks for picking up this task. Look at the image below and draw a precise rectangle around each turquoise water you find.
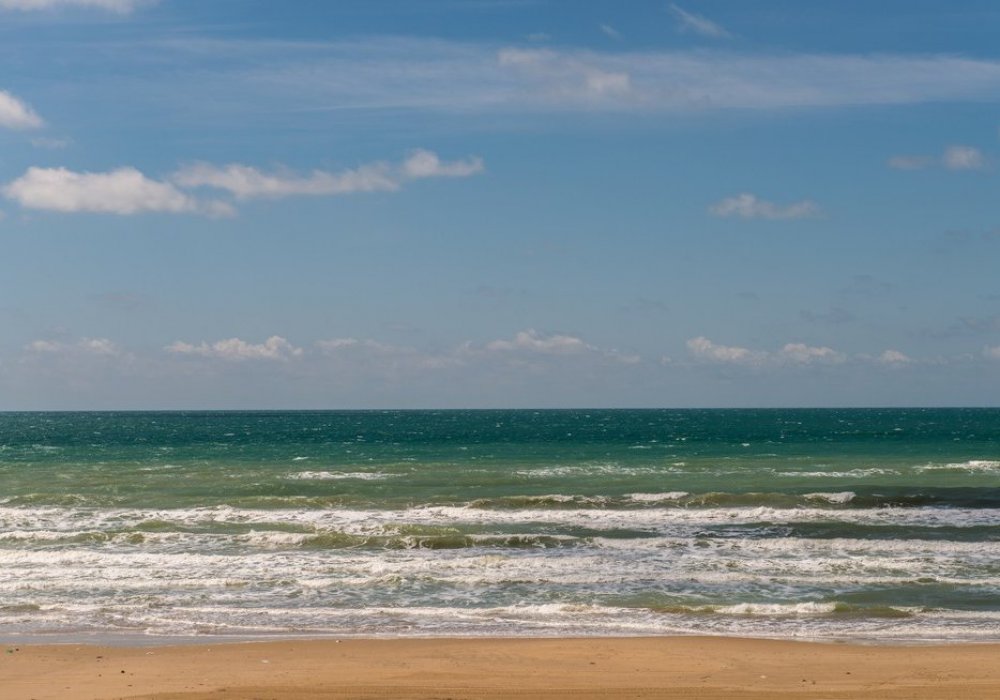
[1,409,998,642]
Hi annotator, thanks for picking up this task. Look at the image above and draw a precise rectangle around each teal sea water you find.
[1,409,998,643]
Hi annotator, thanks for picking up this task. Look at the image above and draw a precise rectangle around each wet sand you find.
[3,636,1000,699]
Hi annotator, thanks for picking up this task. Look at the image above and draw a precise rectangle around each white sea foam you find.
[965,460,1000,469]
[715,602,838,615]
[804,491,856,504]
[3,529,996,587]
[4,503,1000,536]
[778,468,896,478]
[627,492,689,502]
[286,471,392,481]
[3,496,1000,642]
[2,534,999,641]
[512,464,670,478]
[5,593,1000,641]
[917,459,1000,473]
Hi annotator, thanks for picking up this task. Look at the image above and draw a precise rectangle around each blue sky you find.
[1,0,999,409]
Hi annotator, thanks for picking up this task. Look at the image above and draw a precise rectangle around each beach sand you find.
[2,636,999,699]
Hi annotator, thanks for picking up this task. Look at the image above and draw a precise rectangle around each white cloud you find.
[401,149,484,179]
[887,155,932,170]
[173,162,397,200]
[686,336,764,365]
[709,193,818,220]
[599,24,622,40]
[686,338,929,369]
[983,346,1000,360]
[0,90,43,129]
[878,349,913,364]
[942,145,986,171]
[497,48,633,103]
[484,329,592,355]
[3,166,232,216]
[401,45,1000,111]
[668,3,731,39]
[174,150,483,200]
[688,338,847,366]
[889,146,989,172]
[111,37,1000,118]
[779,343,845,364]
[316,332,641,371]
[26,337,120,356]
[458,330,642,366]
[0,0,143,12]
[166,336,302,361]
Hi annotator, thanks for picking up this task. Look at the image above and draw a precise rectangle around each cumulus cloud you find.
[458,329,640,366]
[401,149,484,179]
[942,145,987,171]
[686,337,929,368]
[0,0,143,12]
[688,337,849,366]
[878,349,913,364]
[484,329,593,355]
[162,330,633,371]
[709,193,819,220]
[173,150,483,200]
[16,336,135,393]
[26,337,120,356]
[166,336,302,361]
[173,162,397,200]
[668,3,730,38]
[318,332,640,372]
[3,151,481,217]
[3,166,232,216]
[686,337,764,365]
[778,343,845,364]
[0,90,43,129]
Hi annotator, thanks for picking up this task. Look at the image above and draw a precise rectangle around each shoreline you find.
[4,631,1000,647]
[4,636,1000,699]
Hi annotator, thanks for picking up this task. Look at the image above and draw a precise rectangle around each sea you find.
[1,409,998,644]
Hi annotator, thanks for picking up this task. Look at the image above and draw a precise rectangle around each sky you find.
[1,0,999,409]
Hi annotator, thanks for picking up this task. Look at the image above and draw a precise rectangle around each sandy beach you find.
[3,636,999,700]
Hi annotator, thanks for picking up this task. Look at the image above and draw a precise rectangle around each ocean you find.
[1,408,998,643]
